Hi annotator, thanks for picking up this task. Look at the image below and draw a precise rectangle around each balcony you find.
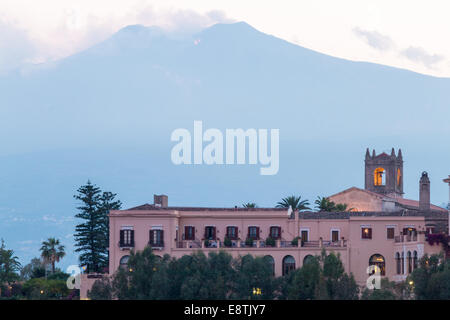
[394,233,419,243]
[174,238,347,249]
[176,240,202,248]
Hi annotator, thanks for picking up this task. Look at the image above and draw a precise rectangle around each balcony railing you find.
[394,234,418,243]
[174,238,347,249]
[176,240,202,249]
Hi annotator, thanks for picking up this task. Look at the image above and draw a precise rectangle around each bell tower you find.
[365,148,403,198]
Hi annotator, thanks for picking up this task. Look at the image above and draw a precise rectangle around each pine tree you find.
[98,191,122,272]
[74,181,121,273]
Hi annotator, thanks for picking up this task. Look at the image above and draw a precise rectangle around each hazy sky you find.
[1,0,450,77]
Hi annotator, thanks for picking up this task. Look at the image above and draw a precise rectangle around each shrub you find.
[292,237,302,246]
[223,237,232,247]
[265,237,276,247]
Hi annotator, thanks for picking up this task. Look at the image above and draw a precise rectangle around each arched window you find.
[282,255,296,276]
[413,251,418,270]
[120,255,130,269]
[397,168,401,187]
[303,255,315,265]
[374,167,386,186]
[264,255,275,276]
[369,254,386,276]
[401,252,405,274]
[395,252,401,274]
[407,251,412,273]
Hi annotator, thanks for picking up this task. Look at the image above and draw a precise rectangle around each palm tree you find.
[315,196,351,212]
[315,196,336,211]
[242,203,257,208]
[0,239,21,284]
[40,237,66,274]
[276,195,310,211]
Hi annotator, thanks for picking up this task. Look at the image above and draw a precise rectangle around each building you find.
[80,148,449,299]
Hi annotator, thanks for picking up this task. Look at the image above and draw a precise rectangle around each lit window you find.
[374,168,386,186]
[362,227,372,239]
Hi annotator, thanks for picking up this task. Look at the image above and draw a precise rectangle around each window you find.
[331,230,339,242]
[270,226,281,240]
[426,227,435,234]
[120,229,134,247]
[226,226,238,240]
[303,255,315,265]
[407,251,412,274]
[387,227,395,239]
[395,253,401,274]
[185,226,195,240]
[300,230,309,242]
[413,251,418,270]
[401,252,405,274]
[119,255,130,269]
[204,226,216,240]
[248,226,260,240]
[369,254,385,276]
[282,255,296,276]
[374,167,386,186]
[361,227,372,239]
[149,229,164,247]
[402,227,416,235]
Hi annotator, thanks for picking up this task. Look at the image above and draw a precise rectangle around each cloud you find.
[0,7,236,72]
[135,7,236,34]
[0,19,37,73]
[42,214,74,225]
[400,46,444,69]
[353,27,394,51]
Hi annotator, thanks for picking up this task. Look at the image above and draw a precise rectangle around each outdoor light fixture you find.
[252,288,262,295]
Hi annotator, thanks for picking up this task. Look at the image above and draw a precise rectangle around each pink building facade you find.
[80,197,447,298]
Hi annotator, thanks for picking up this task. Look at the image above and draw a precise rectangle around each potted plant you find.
[204,239,211,248]
[245,237,254,247]
[291,236,302,246]
[223,236,232,247]
[265,236,276,247]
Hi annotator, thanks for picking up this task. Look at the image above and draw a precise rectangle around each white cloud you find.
[400,46,444,69]
[353,27,394,51]
[0,19,37,73]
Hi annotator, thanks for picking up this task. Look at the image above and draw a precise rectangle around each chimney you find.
[419,172,430,211]
[154,194,168,207]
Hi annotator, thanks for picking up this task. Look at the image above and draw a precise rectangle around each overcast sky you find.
[1,0,449,77]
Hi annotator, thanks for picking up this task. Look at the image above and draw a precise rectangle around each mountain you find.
[0,22,449,268]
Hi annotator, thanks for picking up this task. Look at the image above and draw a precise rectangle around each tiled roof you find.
[395,198,447,212]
